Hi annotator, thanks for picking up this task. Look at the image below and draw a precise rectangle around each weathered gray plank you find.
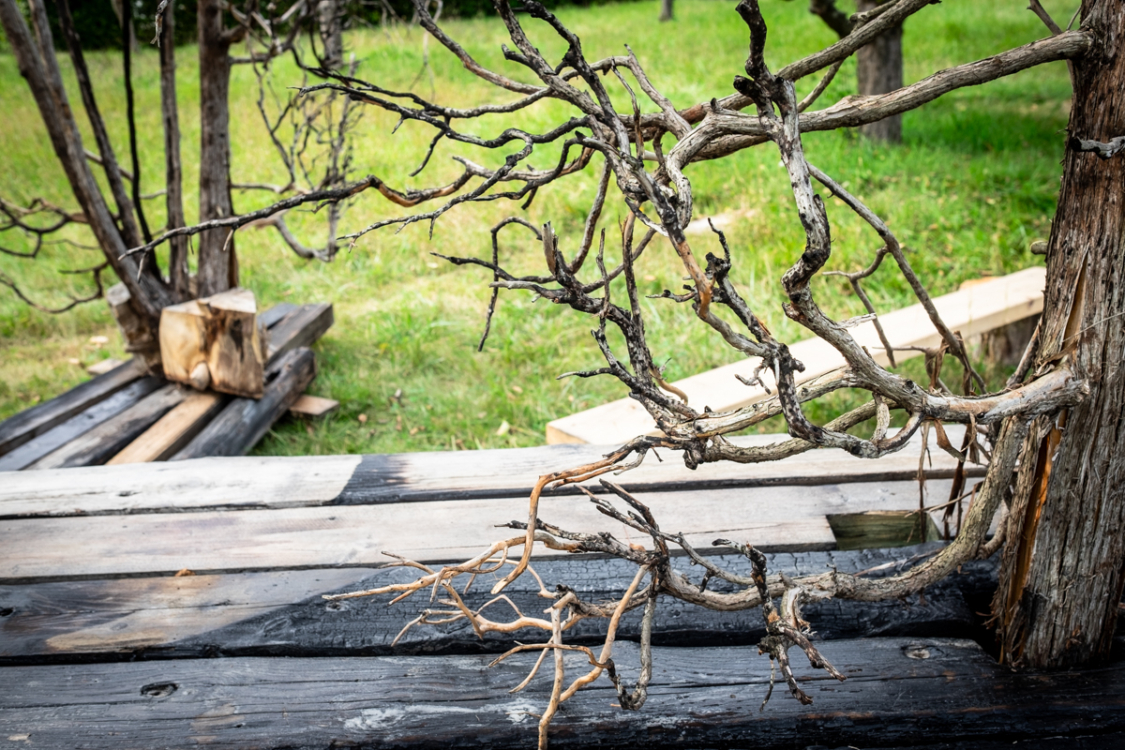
[27,385,187,470]
[0,359,144,458]
[265,303,333,365]
[170,347,316,460]
[0,427,974,518]
[0,478,953,582]
[258,302,299,330]
[0,544,995,663]
[0,378,164,473]
[1,637,1122,749]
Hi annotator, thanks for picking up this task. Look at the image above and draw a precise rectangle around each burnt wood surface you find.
[2,637,1124,750]
[0,358,143,458]
[27,385,187,470]
[265,303,333,365]
[0,377,165,472]
[0,544,995,663]
[171,347,317,460]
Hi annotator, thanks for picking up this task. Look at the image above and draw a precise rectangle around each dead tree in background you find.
[0,0,357,365]
[803,0,903,142]
[121,0,1119,742]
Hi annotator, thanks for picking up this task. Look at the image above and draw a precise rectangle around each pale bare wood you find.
[85,358,125,376]
[0,478,953,581]
[0,428,970,518]
[159,287,267,399]
[289,394,339,419]
[106,391,225,465]
[547,268,1046,445]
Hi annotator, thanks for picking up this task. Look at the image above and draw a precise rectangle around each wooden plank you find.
[170,347,317,460]
[27,385,188,471]
[0,545,995,662]
[0,378,164,473]
[547,267,1046,444]
[258,301,299,329]
[289,394,339,419]
[265,302,333,365]
[0,427,975,517]
[0,359,143,459]
[84,358,124,376]
[0,478,954,581]
[106,392,227,465]
[2,637,1123,749]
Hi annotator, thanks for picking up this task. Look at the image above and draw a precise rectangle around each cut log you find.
[26,385,188,470]
[0,477,954,581]
[170,347,317,460]
[0,544,995,662]
[0,359,143,458]
[106,391,226,465]
[2,637,1123,750]
[159,287,267,398]
[0,427,974,518]
[0,378,163,473]
[289,394,339,419]
[265,302,333,365]
[547,267,1046,444]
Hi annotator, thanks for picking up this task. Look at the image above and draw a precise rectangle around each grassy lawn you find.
[0,0,1073,454]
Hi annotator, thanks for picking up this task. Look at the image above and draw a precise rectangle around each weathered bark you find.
[856,0,903,143]
[197,0,239,297]
[317,0,344,69]
[994,0,1125,669]
[159,3,190,301]
[659,0,673,23]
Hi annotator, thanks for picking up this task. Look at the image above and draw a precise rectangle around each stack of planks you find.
[0,302,333,471]
[2,431,1123,748]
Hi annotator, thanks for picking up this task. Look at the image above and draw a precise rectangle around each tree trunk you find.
[994,0,1125,670]
[317,0,344,69]
[659,0,673,23]
[197,0,239,297]
[159,2,190,301]
[855,0,903,143]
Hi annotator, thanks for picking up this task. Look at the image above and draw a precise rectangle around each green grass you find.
[0,0,1075,454]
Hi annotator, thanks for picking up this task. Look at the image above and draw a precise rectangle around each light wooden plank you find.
[106,391,226,465]
[3,638,1124,750]
[0,378,164,473]
[0,427,973,518]
[27,385,187,470]
[0,545,992,662]
[289,394,339,419]
[0,478,954,581]
[547,267,1046,444]
[0,359,143,458]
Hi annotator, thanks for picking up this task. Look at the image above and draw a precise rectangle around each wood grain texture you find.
[106,391,227,464]
[265,303,333,365]
[1,637,1123,749]
[0,544,995,662]
[0,378,164,473]
[548,267,1046,444]
[0,359,143,458]
[0,478,953,581]
[27,385,187,470]
[170,347,316,460]
[0,427,973,517]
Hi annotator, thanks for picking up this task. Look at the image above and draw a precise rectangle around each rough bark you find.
[159,3,190,301]
[856,0,903,142]
[994,0,1125,669]
[197,0,239,296]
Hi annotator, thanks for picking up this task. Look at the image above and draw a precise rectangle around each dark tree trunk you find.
[197,0,239,297]
[855,0,903,143]
[994,0,1125,669]
[159,3,190,301]
[659,0,673,23]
